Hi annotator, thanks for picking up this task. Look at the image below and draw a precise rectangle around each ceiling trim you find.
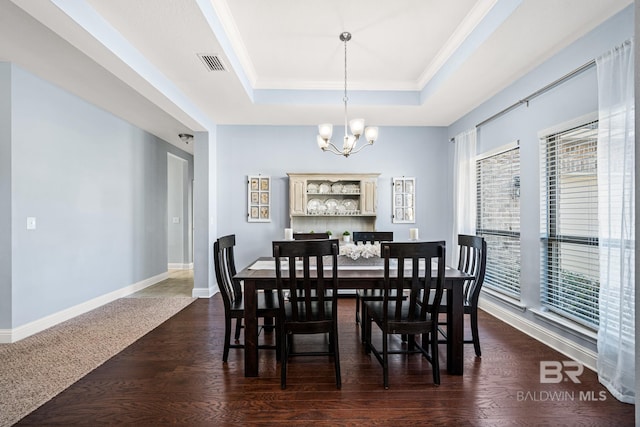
[50,0,216,131]
[197,0,522,108]
[420,0,522,103]
[199,0,255,102]
[417,0,501,87]
[253,89,421,106]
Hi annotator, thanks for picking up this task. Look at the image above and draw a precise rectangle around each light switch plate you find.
[27,217,36,230]
[172,217,180,224]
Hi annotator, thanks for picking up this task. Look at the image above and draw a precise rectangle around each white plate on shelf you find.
[344,184,358,193]
[325,198,339,213]
[307,198,321,213]
[319,182,332,193]
[307,183,318,193]
[316,203,328,213]
[331,183,343,193]
[343,199,358,211]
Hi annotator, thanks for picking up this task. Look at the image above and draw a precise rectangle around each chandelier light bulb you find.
[318,123,333,140]
[317,135,329,149]
[364,126,379,144]
[349,119,365,138]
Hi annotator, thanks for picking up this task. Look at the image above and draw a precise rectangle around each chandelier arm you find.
[347,139,374,155]
[324,142,347,156]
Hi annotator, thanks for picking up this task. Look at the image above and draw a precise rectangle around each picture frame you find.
[392,177,415,223]
[248,175,271,222]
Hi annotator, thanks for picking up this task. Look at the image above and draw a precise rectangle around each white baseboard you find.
[479,296,597,372]
[192,286,218,298]
[168,263,193,270]
[0,271,169,344]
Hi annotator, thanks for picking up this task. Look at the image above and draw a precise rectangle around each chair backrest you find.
[293,232,330,240]
[273,239,340,325]
[352,231,394,244]
[457,234,487,306]
[214,234,242,309]
[381,241,446,324]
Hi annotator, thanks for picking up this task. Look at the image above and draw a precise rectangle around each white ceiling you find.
[0,0,632,154]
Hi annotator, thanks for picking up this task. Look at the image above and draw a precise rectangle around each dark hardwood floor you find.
[17,296,634,426]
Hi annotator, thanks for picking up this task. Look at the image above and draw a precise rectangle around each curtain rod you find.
[473,59,596,129]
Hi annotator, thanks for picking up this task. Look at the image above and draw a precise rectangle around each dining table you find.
[233,253,472,377]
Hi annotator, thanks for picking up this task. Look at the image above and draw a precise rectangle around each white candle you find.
[409,228,419,240]
[284,228,293,240]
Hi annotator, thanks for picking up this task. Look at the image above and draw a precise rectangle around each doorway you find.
[167,153,192,270]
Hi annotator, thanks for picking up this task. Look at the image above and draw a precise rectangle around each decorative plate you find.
[343,199,358,211]
[325,198,339,213]
[319,182,332,193]
[307,183,318,193]
[316,203,328,213]
[307,198,321,213]
[344,184,358,193]
[331,183,343,193]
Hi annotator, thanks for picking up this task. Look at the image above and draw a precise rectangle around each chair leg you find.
[355,293,360,324]
[470,309,481,357]
[407,334,415,350]
[332,327,342,389]
[275,316,282,362]
[360,303,367,343]
[234,317,242,342]
[365,310,372,354]
[382,330,389,389]
[223,317,232,363]
[430,329,440,385]
[281,330,289,390]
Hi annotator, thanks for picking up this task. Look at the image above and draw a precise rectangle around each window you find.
[540,121,599,328]
[476,143,521,296]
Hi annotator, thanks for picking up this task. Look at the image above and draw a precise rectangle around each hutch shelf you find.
[287,173,379,236]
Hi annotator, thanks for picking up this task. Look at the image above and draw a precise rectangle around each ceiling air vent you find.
[198,54,226,72]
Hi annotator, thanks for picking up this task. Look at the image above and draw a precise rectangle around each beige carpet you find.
[0,297,195,427]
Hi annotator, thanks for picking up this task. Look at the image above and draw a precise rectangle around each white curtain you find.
[596,39,635,404]
[452,129,477,262]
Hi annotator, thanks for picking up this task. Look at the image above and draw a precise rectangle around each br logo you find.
[540,361,583,383]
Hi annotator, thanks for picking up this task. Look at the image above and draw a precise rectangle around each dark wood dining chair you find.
[273,238,341,389]
[437,234,487,356]
[364,241,446,388]
[352,231,393,244]
[293,232,330,240]
[352,231,394,337]
[214,234,281,363]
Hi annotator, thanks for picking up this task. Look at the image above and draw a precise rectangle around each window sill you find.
[481,287,527,312]
[529,307,597,345]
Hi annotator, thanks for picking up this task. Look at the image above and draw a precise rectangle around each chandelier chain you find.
[343,35,349,134]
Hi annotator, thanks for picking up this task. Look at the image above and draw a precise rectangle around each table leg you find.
[447,284,464,375]
[243,278,259,377]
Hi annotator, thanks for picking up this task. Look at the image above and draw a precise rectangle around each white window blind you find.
[540,121,599,328]
[476,144,521,296]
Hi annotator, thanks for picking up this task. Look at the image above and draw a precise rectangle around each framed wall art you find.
[392,177,415,223]
[247,175,271,222]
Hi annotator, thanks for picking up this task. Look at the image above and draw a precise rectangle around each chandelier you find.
[316,32,378,157]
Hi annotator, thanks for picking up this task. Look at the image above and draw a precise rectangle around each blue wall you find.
[0,63,11,328]
[447,6,634,350]
[216,125,450,269]
[3,64,193,329]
